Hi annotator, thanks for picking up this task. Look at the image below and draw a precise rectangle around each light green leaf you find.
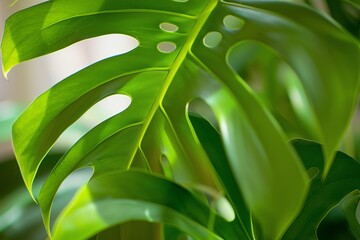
[216,0,360,176]
[283,139,360,239]
[52,170,239,240]
[2,0,359,239]
[0,153,82,240]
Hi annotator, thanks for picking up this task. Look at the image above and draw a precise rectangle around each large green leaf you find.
[283,139,360,239]
[188,113,252,238]
[341,191,360,239]
[206,0,360,175]
[51,170,241,240]
[0,152,80,240]
[2,0,359,238]
[189,115,360,239]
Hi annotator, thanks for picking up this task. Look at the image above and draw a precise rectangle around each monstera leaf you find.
[2,0,359,239]
[283,139,360,239]
[190,115,360,240]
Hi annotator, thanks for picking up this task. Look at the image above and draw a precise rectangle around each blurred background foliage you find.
[0,0,359,239]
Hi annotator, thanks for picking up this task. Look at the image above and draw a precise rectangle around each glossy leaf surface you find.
[2,0,359,239]
[189,113,252,238]
[51,170,240,240]
[341,191,360,239]
[283,139,360,239]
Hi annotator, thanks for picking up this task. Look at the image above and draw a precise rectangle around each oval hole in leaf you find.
[50,167,93,227]
[160,23,179,32]
[157,42,177,53]
[49,34,138,82]
[6,34,139,93]
[32,94,131,191]
[172,0,189,2]
[203,32,222,48]
[187,98,219,130]
[223,15,245,31]
[53,94,132,150]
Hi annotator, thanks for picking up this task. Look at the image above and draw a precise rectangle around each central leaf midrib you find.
[127,0,218,168]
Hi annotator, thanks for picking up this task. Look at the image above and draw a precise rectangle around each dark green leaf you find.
[188,113,252,239]
[341,191,360,239]
[283,139,360,239]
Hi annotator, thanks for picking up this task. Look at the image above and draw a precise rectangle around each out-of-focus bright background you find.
[0,0,137,160]
[0,0,359,239]
[0,1,138,239]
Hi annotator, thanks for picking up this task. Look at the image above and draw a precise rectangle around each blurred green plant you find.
[0,102,22,143]
[1,0,359,239]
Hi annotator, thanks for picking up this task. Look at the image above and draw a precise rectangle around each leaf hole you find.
[160,23,179,32]
[16,34,139,88]
[34,94,132,190]
[172,0,189,2]
[53,94,132,149]
[187,98,219,130]
[223,15,245,31]
[157,42,177,53]
[51,167,94,226]
[203,31,222,48]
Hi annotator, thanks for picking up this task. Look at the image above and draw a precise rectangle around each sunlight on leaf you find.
[1,0,359,239]
[53,94,132,149]
[52,171,237,240]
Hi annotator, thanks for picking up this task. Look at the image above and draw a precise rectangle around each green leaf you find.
[346,0,360,8]
[96,222,163,240]
[188,112,252,239]
[341,191,360,239]
[325,0,360,38]
[51,170,239,240]
[163,225,190,240]
[209,0,360,175]
[2,0,359,239]
[283,139,360,239]
[0,153,82,240]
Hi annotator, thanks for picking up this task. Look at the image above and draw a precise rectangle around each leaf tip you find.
[2,65,10,80]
